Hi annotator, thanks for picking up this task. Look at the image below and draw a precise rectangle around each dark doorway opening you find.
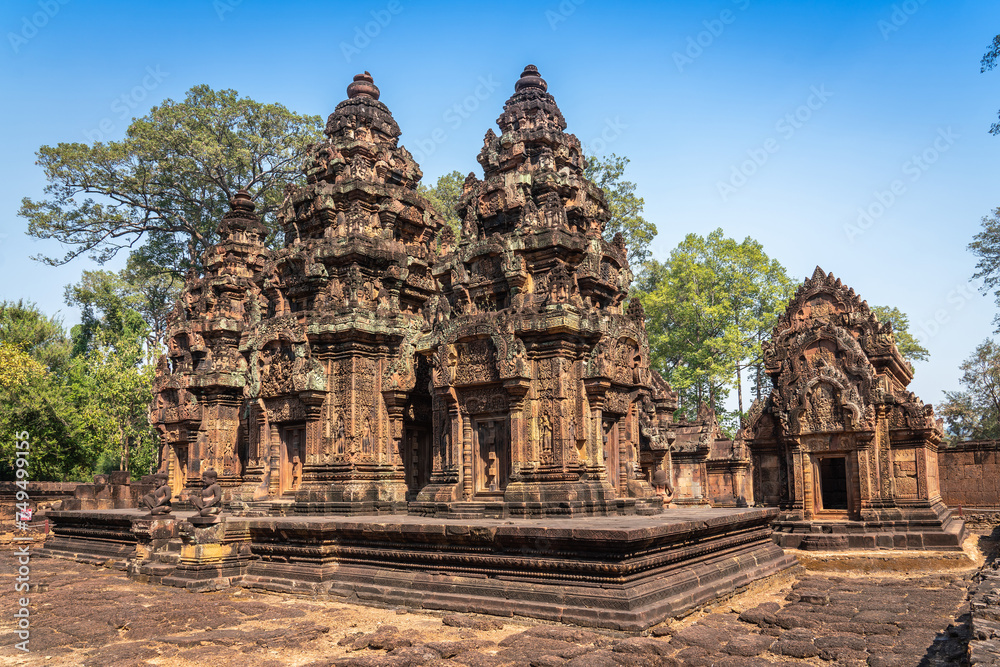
[819,456,848,510]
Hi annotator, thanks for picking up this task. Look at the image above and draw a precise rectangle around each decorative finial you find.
[347,71,380,100]
[514,64,547,93]
[231,189,255,213]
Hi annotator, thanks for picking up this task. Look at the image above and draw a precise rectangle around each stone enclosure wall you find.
[938,441,1000,508]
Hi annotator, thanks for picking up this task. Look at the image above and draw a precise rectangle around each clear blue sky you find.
[0,0,998,409]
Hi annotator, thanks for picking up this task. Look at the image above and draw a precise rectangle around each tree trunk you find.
[736,361,743,426]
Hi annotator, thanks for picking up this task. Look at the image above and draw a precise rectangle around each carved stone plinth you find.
[239,508,797,630]
[40,510,140,568]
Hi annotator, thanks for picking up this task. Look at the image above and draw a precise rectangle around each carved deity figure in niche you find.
[547,264,571,304]
[362,416,373,456]
[479,422,499,492]
[437,414,451,468]
[540,411,553,454]
[291,453,302,490]
[804,383,838,432]
[327,277,345,309]
[334,412,346,455]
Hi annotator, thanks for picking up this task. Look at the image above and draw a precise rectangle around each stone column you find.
[461,405,473,500]
[504,379,530,477]
[382,389,409,469]
[584,378,610,478]
[268,423,280,496]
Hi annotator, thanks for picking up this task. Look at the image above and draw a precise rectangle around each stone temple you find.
[151,66,683,519]
[48,66,913,630]
[745,267,965,550]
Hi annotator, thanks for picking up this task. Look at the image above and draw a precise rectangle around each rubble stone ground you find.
[0,549,979,667]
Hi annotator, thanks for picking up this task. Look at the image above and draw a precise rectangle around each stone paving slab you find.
[0,551,975,666]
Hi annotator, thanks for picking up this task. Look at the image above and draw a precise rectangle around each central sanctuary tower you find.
[416,65,678,516]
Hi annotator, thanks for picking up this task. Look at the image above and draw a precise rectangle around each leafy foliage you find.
[0,302,86,481]
[870,305,929,365]
[982,35,1000,135]
[0,299,157,481]
[584,154,657,267]
[938,339,1000,441]
[65,267,178,354]
[69,330,158,476]
[20,85,323,277]
[636,229,794,428]
[969,207,1000,331]
[419,170,463,236]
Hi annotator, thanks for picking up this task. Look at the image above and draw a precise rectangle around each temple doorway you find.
[817,456,848,511]
[279,424,305,495]
[169,444,188,498]
[473,418,509,495]
[603,420,619,491]
[403,427,431,499]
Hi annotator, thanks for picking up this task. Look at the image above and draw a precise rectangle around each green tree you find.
[62,276,159,476]
[419,170,463,235]
[636,229,794,426]
[970,207,1000,330]
[0,299,159,480]
[981,35,1000,135]
[870,305,929,365]
[0,302,92,481]
[20,85,323,278]
[69,329,158,476]
[938,339,1000,441]
[64,268,174,355]
[585,154,657,267]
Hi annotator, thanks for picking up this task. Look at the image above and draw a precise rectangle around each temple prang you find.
[150,66,685,519]
[414,64,679,517]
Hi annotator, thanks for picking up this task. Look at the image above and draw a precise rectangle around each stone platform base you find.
[770,501,967,551]
[41,510,140,569]
[41,507,797,631]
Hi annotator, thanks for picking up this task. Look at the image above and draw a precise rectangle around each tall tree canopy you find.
[20,85,323,278]
[585,154,657,267]
[419,170,463,236]
[0,301,82,480]
[636,229,794,428]
[982,34,1000,135]
[64,267,178,353]
[937,339,1000,441]
[869,305,929,365]
[970,207,1000,330]
[0,299,157,481]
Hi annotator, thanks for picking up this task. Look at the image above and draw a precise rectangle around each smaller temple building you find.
[745,267,965,550]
